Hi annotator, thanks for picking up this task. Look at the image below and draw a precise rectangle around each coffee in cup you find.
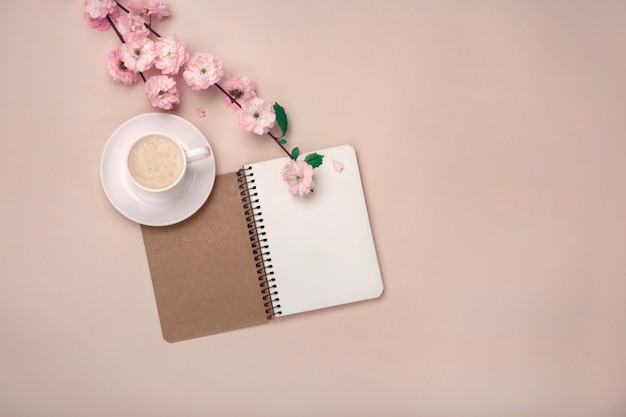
[126,134,210,193]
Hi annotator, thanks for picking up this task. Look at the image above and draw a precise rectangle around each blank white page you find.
[244,144,384,317]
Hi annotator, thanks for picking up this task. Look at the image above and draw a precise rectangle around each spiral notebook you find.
[141,144,384,342]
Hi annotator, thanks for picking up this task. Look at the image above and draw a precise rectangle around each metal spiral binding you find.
[237,168,282,319]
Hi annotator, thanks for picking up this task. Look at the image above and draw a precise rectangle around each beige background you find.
[1,1,625,416]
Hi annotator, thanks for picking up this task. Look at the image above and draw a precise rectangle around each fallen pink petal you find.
[331,159,344,173]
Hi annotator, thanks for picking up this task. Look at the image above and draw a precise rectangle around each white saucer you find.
[100,113,216,226]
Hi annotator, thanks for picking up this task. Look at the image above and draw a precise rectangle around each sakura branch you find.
[84,0,323,196]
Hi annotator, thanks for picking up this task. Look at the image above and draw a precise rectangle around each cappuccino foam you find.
[128,135,184,190]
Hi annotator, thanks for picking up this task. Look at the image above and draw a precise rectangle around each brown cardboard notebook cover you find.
[141,172,267,342]
[141,145,384,343]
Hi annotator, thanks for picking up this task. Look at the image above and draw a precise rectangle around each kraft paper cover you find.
[141,172,268,342]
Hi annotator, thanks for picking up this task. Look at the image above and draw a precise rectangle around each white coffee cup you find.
[126,133,211,193]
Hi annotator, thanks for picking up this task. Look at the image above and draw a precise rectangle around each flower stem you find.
[214,83,294,160]
[106,13,146,83]
[110,2,293,160]
[214,83,241,108]
[115,1,129,13]
[106,14,124,43]
[268,131,295,160]
[115,1,161,38]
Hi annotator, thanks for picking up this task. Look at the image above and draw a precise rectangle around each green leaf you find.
[278,139,287,145]
[273,102,288,139]
[291,146,300,160]
[304,152,324,168]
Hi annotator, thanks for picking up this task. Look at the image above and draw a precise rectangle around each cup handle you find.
[185,146,211,163]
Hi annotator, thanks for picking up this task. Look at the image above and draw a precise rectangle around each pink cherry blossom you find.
[84,0,117,20]
[144,75,180,110]
[280,160,315,197]
[106,48,139,86]
[83,11,112,31]
[120,32,156,72]
[154,34,189,75]
[221,75,257,109]
[182,52,224,91]
[236,97,276,135]
[115,12,149,39]
[128,0,170,21]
